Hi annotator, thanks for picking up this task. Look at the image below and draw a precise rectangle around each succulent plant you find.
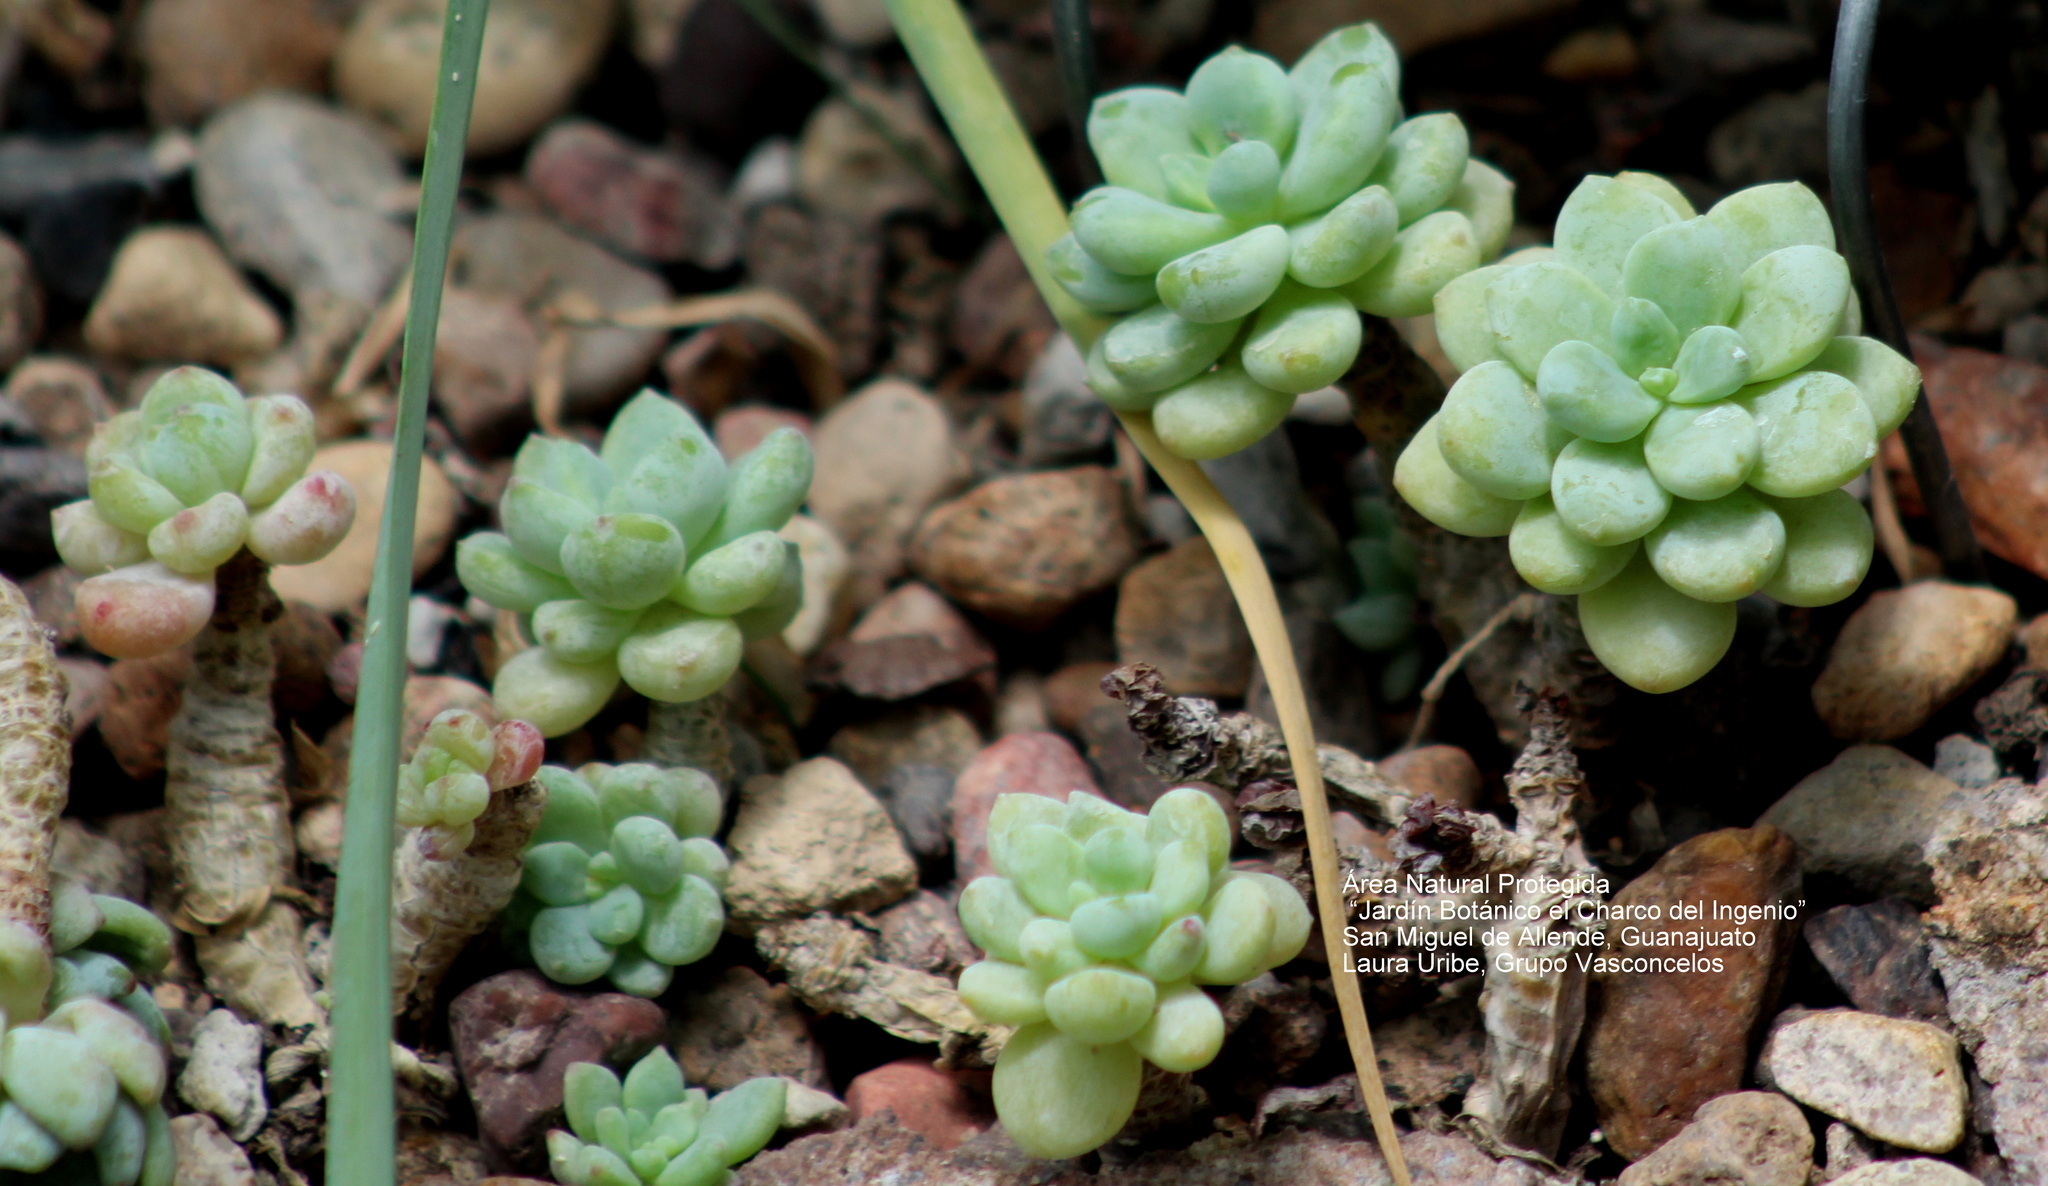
[954,787,1311,1159]
[546,1048,785,1186]
[503,762,730,998]
[456,391,811,738]
[0,879,177,1185]
[1053,23,1506,461]
[396,708,548,859]
[1333,491,1425,702]
[52,367,355,659]
[1394,175,1912,693]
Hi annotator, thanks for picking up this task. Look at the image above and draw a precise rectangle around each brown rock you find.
[1584,826,1803,1160]
[950,732,1098,882]
[1077,700,1169,810]
[723,756,917,930]
[826,703,982,789]
[844,1059,990,1152]
[0,232,42,374]
[1378,745,1483,811]
[2022,612,2048,670]
[814,581,996,700]
[1803,900,1949,1024]
[1899,341,2048,582]
[169,1113,258,1186]
[873,889,977,977]
[136,0,342,127]
[795,84,957,226]
[269,440,458,612]
[396,1125,492,1186]
[270,600,342,715]
[715,405,812,462]
[949,235,1055,383]
[1759,746,1964,902]
[668,965,829,1092]
[741,205,883,387]
[1369,995,1486,1114]
[433,289,539,454]
[1616,1091,1813,1186]
[808,379,969,608]
[1811,582,2016,742]
[911,467,1139,629]
[1114,537,1253,698]
[525,119,734,267]
[1043,661,1119,734]
[4,356,109,455]
[100,648,192,778]
[449,969,668,1171]
[83,227,282,365]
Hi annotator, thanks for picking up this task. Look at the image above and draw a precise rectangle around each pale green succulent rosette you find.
[502,763,729,998]
[546,1048,784,1186]
[955,788,1311,1159]
[1053,22,1509,460]
[0,880,177,1185]
[1395,174,1914,693]
[53,367,354,660]
[456,391,811,738]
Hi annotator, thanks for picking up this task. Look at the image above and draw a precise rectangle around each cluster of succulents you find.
[955,788,1311,1159]
[52,367,355,660]
[1052,22,1507,461]
[396,708,547,858]
[504,762,729,998]
[546,1048,784,1186]
[456,391,811,738]
[1332,491,1425,702]
[1395,176,1914,693]
[0,880,176,1184]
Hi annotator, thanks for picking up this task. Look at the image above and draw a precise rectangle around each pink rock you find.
[813,581,995,700]
[715,405,813,461]
[843,1059,990,1152]
[950,732,1098,882]
[1379,745,1484,811]
[524,120,731,266]
[449,970,667,1171]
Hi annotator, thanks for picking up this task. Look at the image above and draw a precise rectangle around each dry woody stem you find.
[0,574,67,1018]
[391,776,547,1018]
[644,695,734,790]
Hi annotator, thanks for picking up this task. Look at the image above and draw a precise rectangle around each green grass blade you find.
[327,3,490,1183]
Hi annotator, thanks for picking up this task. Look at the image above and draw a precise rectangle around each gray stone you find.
[879,762,954,865]
[1708,81,1831,188]
[1760,746,1966,903]
[168,1113,257,1186]
[808,379,970,609]
[1019,333,1112,468]
[1196,428,1338,580]
[724,756,917,931]
[177,1009,267,1141]
[1803,899,1949,1025]
[1932,735,2000,791]
[1617,1091,1813,1186]
[1820,1122,1880,1183]
[1758,1009,1967,1153]
[781,1078,851,1133]
[1829,1162,1983,1186]
[194,92,410,306]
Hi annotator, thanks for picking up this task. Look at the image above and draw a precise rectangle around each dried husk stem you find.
[390,776,546,1018]
[166,548,320,1026]
[0,574,67,1020]
[644,695,733,790]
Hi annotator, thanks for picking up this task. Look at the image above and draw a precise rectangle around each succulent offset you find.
[1395,175,1914,693]
[53,367,355,659]
[0,879,176,1185]
[955,788,1311,1159]
[1333,491,1425,702]
[546,1048,784,1186]
[1053,22,1506,460]
[504,762,729,998]
[396,708,548,858]
[456,391,811,738]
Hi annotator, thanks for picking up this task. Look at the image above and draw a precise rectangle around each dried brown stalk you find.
[753,912,1004,1066]
[0,575,67,1019]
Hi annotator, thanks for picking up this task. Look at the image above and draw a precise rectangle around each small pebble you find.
[1114,536,1253,699]
[83,226,282,364]
[1812,581,2017,742]
[268,441,458,613]
[844,1059,989,1151]
[1930,734,2000,790]
[178,1009,268,1141]
[911,467,1139,629]
[808,378,970,609]
[1616,1091,1813,1186]
[137,0,343,128]
[525,119,736,267]
[949,731,1097,881]
[4,356,111,455]
[1758,1009,1968,1153]
[724,756,917,931]
[1759,746,1965,903]
[1378,745,1483,811]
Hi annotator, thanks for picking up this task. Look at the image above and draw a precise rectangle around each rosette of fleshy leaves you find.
[1332,492,1425,702]
[456,391,811,738]
[955,788,1311,1160]
[1395,175,1919,693]
[546,1047,784,1186]
[1050,22,1510,461]
[0,879,177,1185]
[503,763,729,998]
[51,367,355,660]
[396,708,546,858]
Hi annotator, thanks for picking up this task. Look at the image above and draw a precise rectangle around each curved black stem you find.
[1828,0,1985,581]
[1049,0,1102,188]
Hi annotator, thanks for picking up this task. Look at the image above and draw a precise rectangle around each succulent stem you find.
[391,776,546,1018]
[881,0,1411,1177]
[643,696,733,790]
[0,575,67,1021]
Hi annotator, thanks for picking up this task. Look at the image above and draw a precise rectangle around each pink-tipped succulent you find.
[54,367,355,658]
[396,710,547,859]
